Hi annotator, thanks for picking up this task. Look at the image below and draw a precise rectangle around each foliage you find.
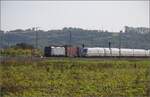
[11,43,34,49]
[0,59,150,97]
[0,48,42,57]
[0,27,150,49]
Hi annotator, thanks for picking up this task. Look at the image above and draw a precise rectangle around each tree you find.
[12,43,34,49]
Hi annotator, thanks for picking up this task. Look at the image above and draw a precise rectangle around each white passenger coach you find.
[81,47,150,57]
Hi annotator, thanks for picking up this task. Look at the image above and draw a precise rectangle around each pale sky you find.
[1,1,149,32]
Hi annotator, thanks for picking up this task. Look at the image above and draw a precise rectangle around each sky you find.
[1,1,149,32]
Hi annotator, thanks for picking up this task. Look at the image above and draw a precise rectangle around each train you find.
[44,45,150,58]
[44,45,80,57]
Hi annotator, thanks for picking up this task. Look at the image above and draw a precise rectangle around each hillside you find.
[0,27,150,49]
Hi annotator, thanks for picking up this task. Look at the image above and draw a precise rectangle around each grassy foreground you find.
[0,58,150,97]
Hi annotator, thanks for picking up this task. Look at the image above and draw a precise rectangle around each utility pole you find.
[32,27,39,56]
[119,30,122,57]
[69,30,72,47]
[108,37,112,56]
[35,27,39,49]
[34,27,40,49]
[109,41,111,49]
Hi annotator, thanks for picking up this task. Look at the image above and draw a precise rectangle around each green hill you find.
[0,27,150,50]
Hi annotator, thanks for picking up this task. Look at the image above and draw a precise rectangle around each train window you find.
[83,49,87,53]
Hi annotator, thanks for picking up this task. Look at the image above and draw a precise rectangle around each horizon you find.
[1,26,150,33]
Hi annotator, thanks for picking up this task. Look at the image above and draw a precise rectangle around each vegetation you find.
[11,43,34,49]
[0,58,150,97]
[0,48,42,57]
[0,27,150,49]
[0,43,42,56]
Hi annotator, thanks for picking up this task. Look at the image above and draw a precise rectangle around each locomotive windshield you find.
[82,49,88,56]
[83,49,87,53]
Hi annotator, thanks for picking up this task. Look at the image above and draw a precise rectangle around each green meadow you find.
[0,58,150,97]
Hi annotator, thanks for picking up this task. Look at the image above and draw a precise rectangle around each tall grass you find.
[0,59,150,97]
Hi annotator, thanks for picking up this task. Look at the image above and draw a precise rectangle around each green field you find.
[0,58,150,97]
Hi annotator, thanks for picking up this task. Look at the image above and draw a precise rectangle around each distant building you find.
[124,26,150,34]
